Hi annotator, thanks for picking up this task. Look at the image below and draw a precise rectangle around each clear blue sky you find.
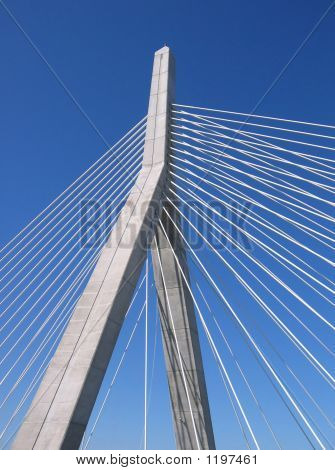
[0,0,334,450]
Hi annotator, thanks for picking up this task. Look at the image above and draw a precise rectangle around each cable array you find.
[1,103,334,450]
[166,104,335,449]
[0,118,146,447]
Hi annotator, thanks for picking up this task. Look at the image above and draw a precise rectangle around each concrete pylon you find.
[152,201,215,449]
[12,46,214,450]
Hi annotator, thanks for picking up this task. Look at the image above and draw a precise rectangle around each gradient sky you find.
[0,0,334,450]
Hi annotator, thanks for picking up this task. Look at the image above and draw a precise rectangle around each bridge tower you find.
[12,46,215,450]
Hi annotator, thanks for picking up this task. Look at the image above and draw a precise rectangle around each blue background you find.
[0,0,334,450]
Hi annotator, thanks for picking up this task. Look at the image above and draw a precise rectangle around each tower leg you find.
[151,202,215,450]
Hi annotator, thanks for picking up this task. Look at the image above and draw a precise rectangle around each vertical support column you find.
[152,205,216,450]
[12,46,172,450]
